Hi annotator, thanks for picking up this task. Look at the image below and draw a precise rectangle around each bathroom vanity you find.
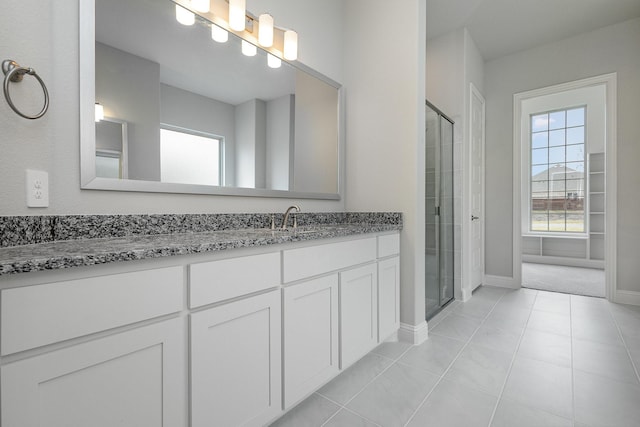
[0,213,401,426]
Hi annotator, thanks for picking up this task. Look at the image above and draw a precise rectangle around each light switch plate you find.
[25,169,49,208]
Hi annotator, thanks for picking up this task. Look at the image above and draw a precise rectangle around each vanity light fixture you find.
[241,40,257,56]
[211,24,228,43]
[229,0,246,31]
[175,4,195,25]
[258,14,274,47]
[94,103,104,122]
[267,54,281,69]
[283,30,298,60]
[191,0,210,13]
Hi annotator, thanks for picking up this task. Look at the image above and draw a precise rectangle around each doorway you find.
[513,74,617,300]
[425,100,455,320]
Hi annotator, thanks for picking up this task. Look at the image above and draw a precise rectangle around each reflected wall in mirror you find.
[81,0,341,199]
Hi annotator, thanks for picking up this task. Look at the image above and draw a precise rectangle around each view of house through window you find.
[160,127,222,186]
[530,107,586,232]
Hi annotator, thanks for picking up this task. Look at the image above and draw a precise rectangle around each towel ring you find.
[2,59,49,120]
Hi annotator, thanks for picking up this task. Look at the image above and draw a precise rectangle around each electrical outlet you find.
[25,169,49,208]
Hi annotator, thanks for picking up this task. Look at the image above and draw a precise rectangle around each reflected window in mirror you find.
[160,127,223,186]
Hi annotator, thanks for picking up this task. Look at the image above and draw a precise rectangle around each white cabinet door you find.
[191,290,282,427]
[378,256,400,341]
[1,317,186,427]
[339,263,378,369]
[283,275,339,408]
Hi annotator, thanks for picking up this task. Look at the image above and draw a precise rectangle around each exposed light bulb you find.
[267,54,281,69]
[241,40,257,56]
[229,0,246,31]
[211,24,228,43]
[175,5,195,26]
[95,103,104,122]
[284,30,298,60]
[258,14,274,47]
[191,0,210,13]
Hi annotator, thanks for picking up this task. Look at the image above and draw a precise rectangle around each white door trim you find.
[463,83,485,300]
[512,73,617,300]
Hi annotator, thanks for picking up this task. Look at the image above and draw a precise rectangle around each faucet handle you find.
[293,214,298,229]
[270,214,275,230]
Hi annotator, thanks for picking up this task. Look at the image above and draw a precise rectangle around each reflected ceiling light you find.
[267,54,281,69]
[258,14,274,47]
[95,103,104,122]
[175,4,195,26]
[284,30,298,60]
[241,40,257,56]
[229,0,246,31]
[191,0,210,13]
[211,24,228,43]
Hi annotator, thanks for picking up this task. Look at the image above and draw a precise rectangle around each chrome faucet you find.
[281,205,300,230]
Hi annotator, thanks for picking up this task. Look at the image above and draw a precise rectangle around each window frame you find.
[524,105,589,237]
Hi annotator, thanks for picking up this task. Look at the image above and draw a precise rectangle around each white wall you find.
[343,0,427,334]
[266,95,294,191]
[0,0,344,215]
[293,71,339,194]
[484,17,640,293]
[96,43,161,181]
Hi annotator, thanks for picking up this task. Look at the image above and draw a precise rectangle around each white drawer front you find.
[283,237,377,283]
[1,267,183,356]
[189,252,281,308]
[378,233,400,258]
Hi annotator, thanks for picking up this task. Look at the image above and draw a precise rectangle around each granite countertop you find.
[0,213,402,276]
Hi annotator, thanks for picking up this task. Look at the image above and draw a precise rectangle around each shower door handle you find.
[471,215,480,221]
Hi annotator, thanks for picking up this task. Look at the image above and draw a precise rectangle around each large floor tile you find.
[490,398,572,427]
[346,362,439,427]
[398,334,466,376]
[406,379,496,427]
[517,329,572,367]
[572,314,624,346]
[472,285,508,302]
[318,352,393,404]
[323,409,379,427]
[470,324,522,354]
[430,313,480,341]
[526,310,571,336]
[571,295,611,320]
[443,343,512,396]
[452,297,496,319]
[483,305,531,333]
[370,341,412,361]
[502,356,573,419]
[270,393,339,427]
[574,369,640,427]
[573,338,639,385]
[532,292,571,315]
[495,290,537,309]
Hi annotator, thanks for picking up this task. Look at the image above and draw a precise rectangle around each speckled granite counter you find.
[0,213,402,276]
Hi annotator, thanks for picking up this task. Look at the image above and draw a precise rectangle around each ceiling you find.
[426,0,640,61]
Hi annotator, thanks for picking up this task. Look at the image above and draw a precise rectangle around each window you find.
[160,127,223,186]
[529,107,586,233]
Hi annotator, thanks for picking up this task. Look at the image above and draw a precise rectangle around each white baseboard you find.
[483,274,520,289]
[522,255,604,269]
[398,321,429,345]
[614,290,640,306]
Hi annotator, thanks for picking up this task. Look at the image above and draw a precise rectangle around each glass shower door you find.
[425,101,454,320]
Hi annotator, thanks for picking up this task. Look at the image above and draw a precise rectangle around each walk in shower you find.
[425,100,455,320]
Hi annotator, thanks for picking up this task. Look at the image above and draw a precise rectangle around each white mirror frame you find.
[79,0,344,199]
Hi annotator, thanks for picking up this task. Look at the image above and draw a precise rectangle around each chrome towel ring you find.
[2,59,49,120]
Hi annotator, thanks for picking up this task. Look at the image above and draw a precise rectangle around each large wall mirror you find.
[80,0,342,199]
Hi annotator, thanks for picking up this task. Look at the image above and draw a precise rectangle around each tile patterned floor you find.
[270,286,640,427]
